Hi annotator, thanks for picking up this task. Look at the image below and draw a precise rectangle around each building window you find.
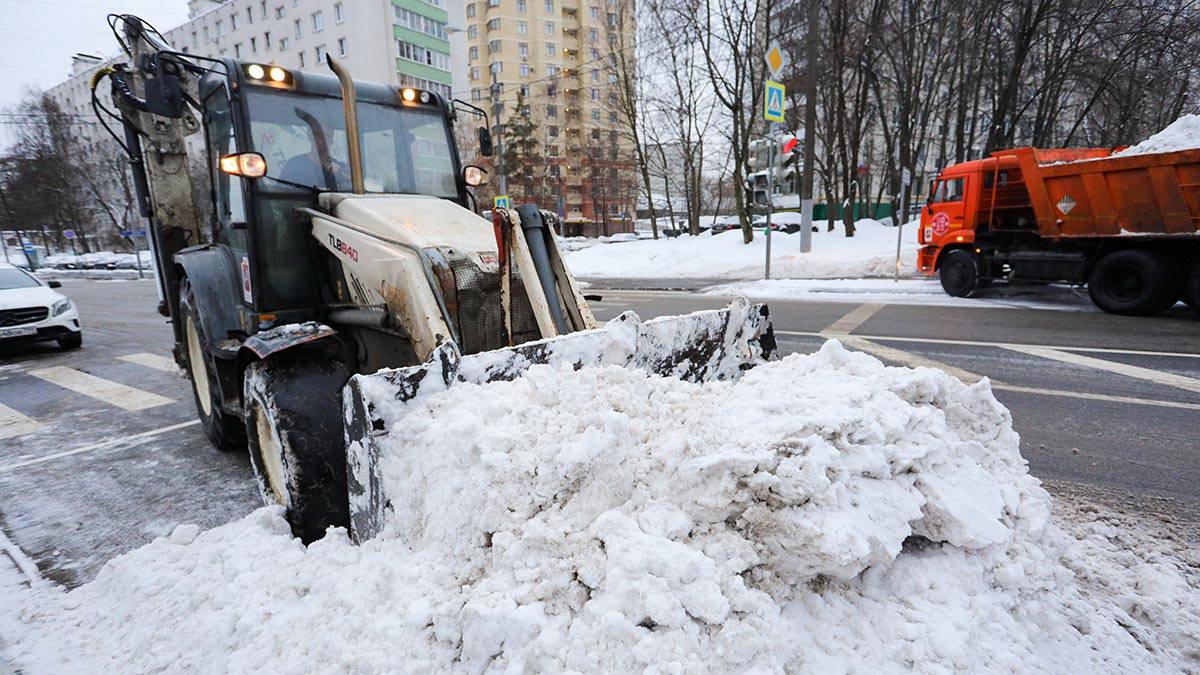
[231,14,239,30]
[264,31,272,48]
[517,0,526,11]
[518,42,528,58]
[489,0,501,6]
[395,7,448,39]
[607,12,616,27]
[397,40,452,70]
[261,1,268,18]
[312,11,324,32]
[549,125,558,137]
[545,21,555,35]
[250,36,258,52]
[519,84,529,96]
[487,18,501,30]
[488,39,501,54]
[334,2,344,23]
[591,110,600,121]
[294,19,302,38]
[471,88,481,101]
[489,60,503,74]
[589,88,597,100]
[545,42,555,56]
[590,69,599,82]
[299,50,306,67]
[279,36,289,51]
[315,44,326,61]
[467,24,478,38]
[546,84,556,96]
[234,42,243,57]
[469,45,479,59]
[247,7,254,23]
[519,63,529,77]
[589,5,598,18]
[545,65,558,76]
[466,3,475,17]
[588,28,598,41]
[516,20,527,34]
[420,0,444,7]
[215,20,223,37]
[609,111,617,122]
[544,0,553,12]
[275,5,285,19]
[337,37,347,56]
[469,66,480,80]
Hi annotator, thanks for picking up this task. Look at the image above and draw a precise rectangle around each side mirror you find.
[478,127,494,157]
[47,280,62,289]
[464,165,489,187]
[926,205,934,215]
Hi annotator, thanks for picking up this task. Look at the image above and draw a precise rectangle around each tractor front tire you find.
[244,357,351,544]
[179,279,245,452]
[939,250,981,298]
[1087,249,1177,316]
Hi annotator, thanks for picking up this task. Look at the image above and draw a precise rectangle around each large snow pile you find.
[5,342,1200,672]
[562,218,918,280]
[1112,114,1200,157]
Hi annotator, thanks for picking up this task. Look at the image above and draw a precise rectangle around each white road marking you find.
[0,420,200,474]
[830,337,1200,412]
[1003,345,1200,395]
[28,366,173,411]
[118,352,178,373]
[0,403,43,440]
[837,336,985,384]
[777,330,1200,360]
[821,303,887,336]
[1,526,42,585]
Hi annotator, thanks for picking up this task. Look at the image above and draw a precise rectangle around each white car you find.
[0,263,82,350]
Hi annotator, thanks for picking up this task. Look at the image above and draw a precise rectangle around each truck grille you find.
[0,306,49,327]
[447,255,542,354]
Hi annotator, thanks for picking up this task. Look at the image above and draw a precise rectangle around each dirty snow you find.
[563,218,918,280]
[1112,114,1200,157]
[4,342,1200,673]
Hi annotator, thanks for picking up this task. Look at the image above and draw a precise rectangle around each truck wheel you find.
[939,250,981,297]
[1087,249,1176,316]
[243,357,351,543]
[179,279,245,451]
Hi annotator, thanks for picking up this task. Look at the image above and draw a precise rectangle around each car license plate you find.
[0,326,37,339]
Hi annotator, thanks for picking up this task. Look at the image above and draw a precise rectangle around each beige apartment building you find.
[462,0,636,232]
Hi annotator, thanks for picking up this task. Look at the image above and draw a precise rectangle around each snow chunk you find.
[4,343,1199,673]
[1112,114,1200,157]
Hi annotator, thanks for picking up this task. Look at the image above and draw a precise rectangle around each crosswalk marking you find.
[0,403,43,440]
[837,336,985,384]
[117,352,178,373]
[27,366,173,411]
[821,303,886,336]
[775,330,1200,360]
[1003,345,1200,395]
[0,420,200,474]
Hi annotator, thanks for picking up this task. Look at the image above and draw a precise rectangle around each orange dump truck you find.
[917,146,1200,315]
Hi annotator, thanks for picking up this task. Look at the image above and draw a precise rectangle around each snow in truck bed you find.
[3,342,1199,673]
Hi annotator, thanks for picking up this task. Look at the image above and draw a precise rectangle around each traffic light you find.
[745,139,773,207]
[773,133,800,194]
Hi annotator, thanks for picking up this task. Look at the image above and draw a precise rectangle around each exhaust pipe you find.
[325,55,364,194]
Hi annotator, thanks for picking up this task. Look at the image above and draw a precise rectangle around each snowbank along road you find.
[0,279,1197,589]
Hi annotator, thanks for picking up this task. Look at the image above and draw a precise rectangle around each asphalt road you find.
[1,278,1197,587]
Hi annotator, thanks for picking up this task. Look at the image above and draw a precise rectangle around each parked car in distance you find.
[0,263,82,350]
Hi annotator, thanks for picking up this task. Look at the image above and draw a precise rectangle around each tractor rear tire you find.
[244,357,351,544]
[939,250,981,298]
[179,279,245,452]
[1087,249,1177,316]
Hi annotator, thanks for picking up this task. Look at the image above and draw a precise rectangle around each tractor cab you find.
[196,60,478,321]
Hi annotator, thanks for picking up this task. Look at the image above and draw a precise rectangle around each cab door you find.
[201,83,254,307]
[925,175,968,244]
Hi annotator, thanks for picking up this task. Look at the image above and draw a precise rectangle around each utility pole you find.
[764,137,774,279]
[798,0,819,253]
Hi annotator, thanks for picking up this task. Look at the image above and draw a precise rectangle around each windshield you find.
[0,268,41,290]
[245,90,458,198]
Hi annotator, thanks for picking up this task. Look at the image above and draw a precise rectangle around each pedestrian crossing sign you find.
[494,195,512,209]
[764,80,785,122]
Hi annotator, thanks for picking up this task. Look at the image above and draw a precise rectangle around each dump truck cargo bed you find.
[1001,147,1200,239]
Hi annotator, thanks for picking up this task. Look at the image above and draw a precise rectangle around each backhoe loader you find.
[98,15,776,542]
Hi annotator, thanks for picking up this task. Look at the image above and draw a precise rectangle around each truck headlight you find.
[52,298,73,316]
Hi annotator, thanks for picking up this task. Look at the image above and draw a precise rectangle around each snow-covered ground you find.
[708,278,1096,311]
[563,218,917,280]
[4,342,1198,673]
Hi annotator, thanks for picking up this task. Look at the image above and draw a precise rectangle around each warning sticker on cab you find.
[241,256,253,303]
[931,212,951,236]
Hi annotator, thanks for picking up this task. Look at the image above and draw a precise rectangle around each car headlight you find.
[52,298,73,316]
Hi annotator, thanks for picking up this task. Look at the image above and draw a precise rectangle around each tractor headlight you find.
[52,298,72,316]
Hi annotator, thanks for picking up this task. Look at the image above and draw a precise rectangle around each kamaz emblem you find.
[329,234,359,262]
[1057,194,1077,215]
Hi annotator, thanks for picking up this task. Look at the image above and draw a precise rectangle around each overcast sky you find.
[0,0,191,142]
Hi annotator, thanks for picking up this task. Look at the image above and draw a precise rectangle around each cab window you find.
[933,177,964,203]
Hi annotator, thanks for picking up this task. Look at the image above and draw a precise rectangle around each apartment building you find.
[462,0,636,229]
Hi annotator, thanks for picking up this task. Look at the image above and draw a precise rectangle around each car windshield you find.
[245,90,458,198]
[0,268,40,290]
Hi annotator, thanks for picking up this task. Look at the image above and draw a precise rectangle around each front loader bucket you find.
[343,299,777,542]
